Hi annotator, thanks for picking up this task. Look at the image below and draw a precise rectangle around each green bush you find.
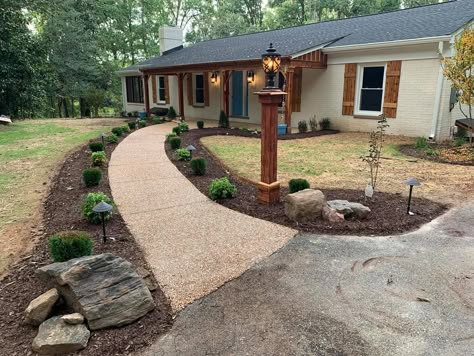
[455,127,467,138]
[219,110,229,128]
[128,121,136,130]
[172,126,181,135]
[415,137,428,150]
[190,158,207,175]
[121,125,129,133]
[89,142,104,152]
[166,132,177,141]
[454,137,467,147]
[197,120,204,129]
[106,134,118,144]
[91,151,107,167]
[49,231,93,262]
[208,177,237,200]
[178,122,189,132]
[139,119,147,128]
[111,127,123,137]
[82,168,102,187]
[319,118,331,130]
[81,192,114,224]
[425,147,438,156]
[289,178,310,194]
[132,111,139,118]
[298,120,308,133]
[175,148,191,161]
[309,116,318,131]
[170,137,181,149]
[152,117,163,125]
[168,106,177,119]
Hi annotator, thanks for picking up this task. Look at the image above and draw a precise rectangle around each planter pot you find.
[278,124,288,135]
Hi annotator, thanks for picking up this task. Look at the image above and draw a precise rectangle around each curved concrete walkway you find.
[109,123,297,311]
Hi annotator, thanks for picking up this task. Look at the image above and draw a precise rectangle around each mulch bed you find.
[398,144,474,166]
[166,127,447,236]
[0,130,172,356]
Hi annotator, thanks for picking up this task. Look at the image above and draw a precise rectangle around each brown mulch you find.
[0,130,172,356]
[166,128,447,236]
[399,144,474,166]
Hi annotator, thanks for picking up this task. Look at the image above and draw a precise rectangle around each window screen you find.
[359,66,385,112]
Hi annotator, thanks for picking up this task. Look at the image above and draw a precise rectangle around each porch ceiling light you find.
[262,43,281,89]
[211,72,218,84]
[247,71,255,84]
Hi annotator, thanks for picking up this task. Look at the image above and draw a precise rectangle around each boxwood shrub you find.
[166,132,177,141]
[91,151,107,167]
[111,127,123,136]
[190,158,207,175]
[152,117,163,125]
[172,126,181,135]
[170,137,181,149]
[208,177,237,200]
[121,125,129,133]
[89,142,104,152]
[106,134,118,144]
[139,119,147,128]
[128,121,136,130]
[82,168,102,187]
[81,192,114,224]
[197,120,204,129]
[289,178,310,194]
[175,148,191,161]
[178,122,189,132]
[49,231,93,262]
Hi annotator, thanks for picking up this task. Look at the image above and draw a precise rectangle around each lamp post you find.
[100,133,106,151]
[93,201,113,243]
[403,178,421,215]
[254,43,286,204]
[186,145,196,160]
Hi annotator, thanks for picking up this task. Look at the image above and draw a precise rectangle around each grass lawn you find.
[201,132,474,205]
[0,118,126,275]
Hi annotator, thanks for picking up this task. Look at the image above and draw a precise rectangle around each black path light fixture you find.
[261,43,281,89]
[100,133,106,150]
[93,201,113,243]
[403,178,421,215]
[186,145,196,160]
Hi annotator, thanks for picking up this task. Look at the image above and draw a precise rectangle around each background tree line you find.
[0,0,443,119]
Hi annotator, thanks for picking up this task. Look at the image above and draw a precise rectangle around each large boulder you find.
[37,254,155,330]
[25,288,59,326]
[32,316,90,354]
[285,189,326,222]
[327,200,371,220]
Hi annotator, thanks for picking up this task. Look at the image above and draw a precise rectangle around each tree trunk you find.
[63,98,69,118]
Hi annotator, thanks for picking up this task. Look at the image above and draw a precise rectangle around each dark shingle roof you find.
[123,0,474,72]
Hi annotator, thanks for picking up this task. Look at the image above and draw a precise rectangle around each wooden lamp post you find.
[255,43,285,204]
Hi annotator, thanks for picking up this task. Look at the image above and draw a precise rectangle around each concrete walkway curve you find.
[109,123,297,312]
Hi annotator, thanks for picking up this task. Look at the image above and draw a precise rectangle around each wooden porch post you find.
[255,90,285,204]
[223,71,231,117]
[177,73,185,121]
[143,74,151,118]
[284,67,294,133]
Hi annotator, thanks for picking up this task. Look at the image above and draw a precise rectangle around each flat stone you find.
[327,200,371,220]
[322,206,345,223]
[285,189,326,222]
[32,316,90,354]
[37,253,155,330]
[25,288,59,326]
[61,313,84,325]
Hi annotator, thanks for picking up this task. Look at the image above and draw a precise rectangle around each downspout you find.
[429,41,445,140]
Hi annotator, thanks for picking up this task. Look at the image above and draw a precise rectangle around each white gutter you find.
[430,41,445,140]
[323,35,451,53]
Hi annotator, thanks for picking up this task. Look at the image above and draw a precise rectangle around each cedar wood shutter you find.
[187,73,193,105]
[151,75,157,103]
[383,61,401,118]
[342,63,357,115]
[164,76,170,104]
[291,68,302,112]
[204,72,210,106]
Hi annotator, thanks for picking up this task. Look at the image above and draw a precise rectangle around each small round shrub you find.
[190,158,207,175]
[106,134,118,144]
[128,121,136,130]
[209,177,237,200]
[298,120,308,133]
[139,119,147,128]
[121,125,129,133]
[219,110,229,128]
[175,148,191,161]
[166,132,177,141]
[49,231,93,262]
[111,127,123,137]
[197,120,204,129]
[319,118,331,130]
[82,168,102,187]
[178,122,189,132]
[172,126,181,136]
[152,117,163,125]
[289,178,310,194]
[89,142,104,152]
[170,137,181,149]
[91,151,107,167]
[81,192,114,224]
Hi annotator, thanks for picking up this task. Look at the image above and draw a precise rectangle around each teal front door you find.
[231,71,243,116]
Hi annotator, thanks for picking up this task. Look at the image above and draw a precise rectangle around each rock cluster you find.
[284,189,371,223]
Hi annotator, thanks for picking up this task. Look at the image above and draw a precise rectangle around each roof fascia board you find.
[323,35,451,53]
[117,69,141,76]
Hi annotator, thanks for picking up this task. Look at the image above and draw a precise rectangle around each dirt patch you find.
[166,128,447,236]
[0,130,172,356]
[399,144,474,166]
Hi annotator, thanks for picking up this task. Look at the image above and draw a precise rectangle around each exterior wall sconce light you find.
[93,201,114,243]
[186,144,196,159]
[403,178,421,215]
[211,72,218,84]
[247,71,255,84]
[262,43,281,89]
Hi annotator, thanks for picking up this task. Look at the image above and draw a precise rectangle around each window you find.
[158,76,166,103]
[356,65,386,114]
[194,74,204,105]
[126,76,144,103]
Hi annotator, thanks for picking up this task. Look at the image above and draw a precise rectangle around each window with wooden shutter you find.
[187,73,193,105]
[342,64,357,115]
[383,61,401,118]
[291,67,302,112]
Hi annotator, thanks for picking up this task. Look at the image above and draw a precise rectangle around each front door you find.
[231,71,244,116]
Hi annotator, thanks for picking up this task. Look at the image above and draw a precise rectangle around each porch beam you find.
[284,67,295,133]
[177,73,185,120]
[288,60,326,69]
[143,74,151,118]
[222,71,231,117]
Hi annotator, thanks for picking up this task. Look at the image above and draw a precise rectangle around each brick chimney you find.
[159,26,183,55]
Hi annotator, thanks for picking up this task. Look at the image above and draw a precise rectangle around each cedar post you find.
[223,71,230,117]
[143,74,151,118]
[255,89,285,204]
[284,67,294,134]
[178,73,185,120]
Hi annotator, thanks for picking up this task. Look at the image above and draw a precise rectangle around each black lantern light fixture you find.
[262,43,281,89]
[247,71,255,84]
[93,201,113,243]
[211,72,218,84]
[186,145,196,160]
[403,178,421,215]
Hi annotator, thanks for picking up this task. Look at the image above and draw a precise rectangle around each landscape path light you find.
[403,178,421,215]
[93,201,113,243]
[186,145,196,160]
[100,133,106,151]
